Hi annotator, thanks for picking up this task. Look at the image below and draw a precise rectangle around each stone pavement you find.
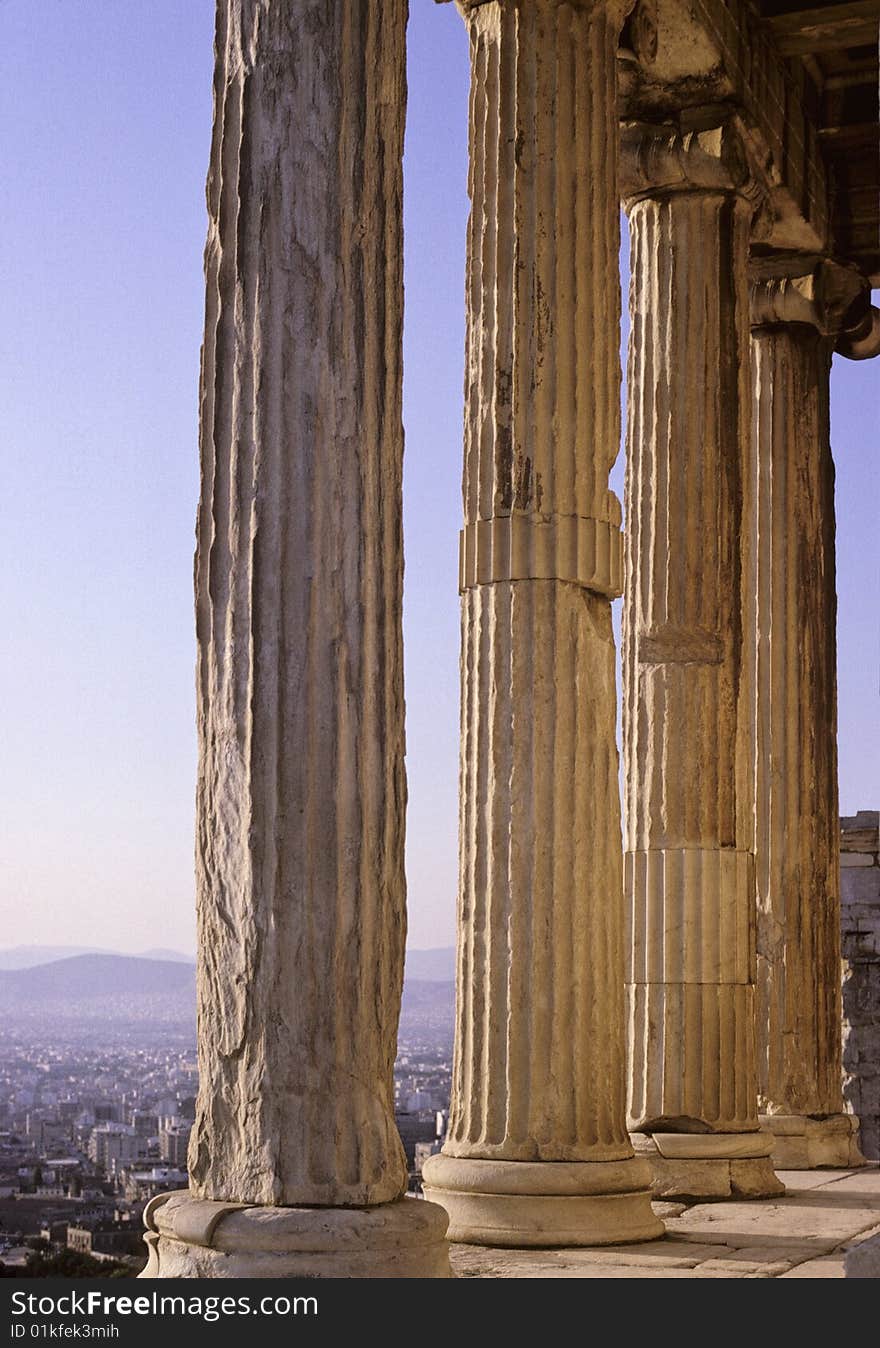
[450,1167,880,1278]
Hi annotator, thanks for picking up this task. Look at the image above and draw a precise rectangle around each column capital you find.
[443,0,635,24]
[750,257,880,358]
[750,258,865,335]
[619,118,769,224]
[839,307,880,360]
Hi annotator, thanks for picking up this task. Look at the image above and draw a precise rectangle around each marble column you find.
[141,0,450,1278]
[621,122,783,1200]
[422,0,662,1247]
[751,260,869,1169]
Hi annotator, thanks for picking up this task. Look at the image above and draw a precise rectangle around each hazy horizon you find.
[0,940,457,959]
[1,3,877,956]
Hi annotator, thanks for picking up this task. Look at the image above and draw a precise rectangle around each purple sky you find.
[0,2,876,955]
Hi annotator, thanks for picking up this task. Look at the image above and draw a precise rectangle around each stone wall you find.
[841,810,880,1161]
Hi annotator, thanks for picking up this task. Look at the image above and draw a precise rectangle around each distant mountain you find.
[0,945,194,971]
[139,948,195,964]
[0,955,196,1027]
[0,954,194,998]
[2,945,442,973]
[0,953,455,1038]
[0,945,114,970]
[404,947,455,982]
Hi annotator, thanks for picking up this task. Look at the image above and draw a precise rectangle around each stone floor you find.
[450,1167,880,1278]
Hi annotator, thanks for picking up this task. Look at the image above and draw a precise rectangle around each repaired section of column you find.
[751,258,871,1169]
[621,119,783,1201]
[142,0,450,1278]
[422,0,662,1247]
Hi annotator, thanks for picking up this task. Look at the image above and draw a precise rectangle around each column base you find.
[140,1191,451,1279]
[631,1132,786,1201]
[760,1113,866,1169]
[421,1153,663,1247]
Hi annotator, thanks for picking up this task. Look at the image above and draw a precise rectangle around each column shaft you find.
[752,302,863,1168]
[144,0,450,1278]
[423,0,661,1247]
[621,124,782,1198]
[451,580,627,1162]
[190,0,408,1209]
[452,0,627,1164]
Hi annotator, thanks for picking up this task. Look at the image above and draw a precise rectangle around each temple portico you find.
[143,0,878,1275]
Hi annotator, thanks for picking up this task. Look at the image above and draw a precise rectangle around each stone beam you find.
[765,2,880,57]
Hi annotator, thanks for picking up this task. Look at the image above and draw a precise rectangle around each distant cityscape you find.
[0,947,454,1274]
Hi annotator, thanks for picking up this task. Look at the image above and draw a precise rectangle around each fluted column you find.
[422,0,662,1247]
[621,122,783,1200]
[141,0,450,1279]
[751,260,869,1169]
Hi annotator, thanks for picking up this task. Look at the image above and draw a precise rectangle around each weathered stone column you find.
[751,260,869,1169]
[141,0,450,1278]
[621,121,783,1200]
[422,0,662,1247]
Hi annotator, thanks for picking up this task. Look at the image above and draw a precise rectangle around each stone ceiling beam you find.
[765,1,880,56]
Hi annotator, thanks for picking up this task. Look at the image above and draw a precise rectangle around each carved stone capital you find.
[445,0,633,16]
[621,0,658,65]
[837,306,880,361]
[749,258,869,339]
[620,119,769,223]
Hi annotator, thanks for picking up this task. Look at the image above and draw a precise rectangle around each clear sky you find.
[1,2,876,958]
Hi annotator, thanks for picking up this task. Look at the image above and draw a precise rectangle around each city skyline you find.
[0,982,454,1273]
[1,2,877,956]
